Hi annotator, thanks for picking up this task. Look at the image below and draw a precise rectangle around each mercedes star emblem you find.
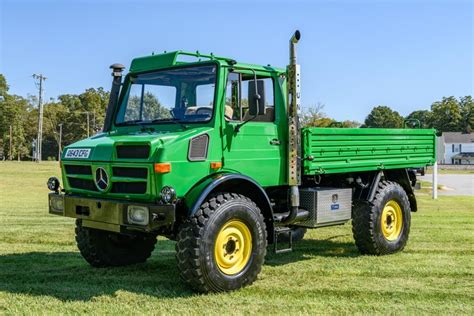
[95,167,109,191]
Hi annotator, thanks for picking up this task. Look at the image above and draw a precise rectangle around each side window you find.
[224,72,275,122]
[225,72,241,120]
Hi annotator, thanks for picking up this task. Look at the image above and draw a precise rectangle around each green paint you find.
[59,50,436,209]
[302,128,436,175]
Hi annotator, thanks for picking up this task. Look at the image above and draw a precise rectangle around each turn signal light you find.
[210,162,222,169]
[154,163,171,173]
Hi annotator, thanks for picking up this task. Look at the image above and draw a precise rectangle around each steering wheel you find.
[195,107,212,116]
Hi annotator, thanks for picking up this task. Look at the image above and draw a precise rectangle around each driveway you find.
[419,174,474,196]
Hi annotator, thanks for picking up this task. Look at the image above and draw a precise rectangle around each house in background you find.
[437,132,474,165]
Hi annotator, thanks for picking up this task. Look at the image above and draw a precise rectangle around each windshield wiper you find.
[151,118,188,129]
[117,119,145,126]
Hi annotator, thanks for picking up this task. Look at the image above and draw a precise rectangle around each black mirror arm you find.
[234,114,257,134]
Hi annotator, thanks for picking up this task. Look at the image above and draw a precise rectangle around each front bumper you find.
[49,193,175,233]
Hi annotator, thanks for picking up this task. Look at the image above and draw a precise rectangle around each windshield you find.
[115,65,217,125]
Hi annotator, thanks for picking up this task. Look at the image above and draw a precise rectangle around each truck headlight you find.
[160,186,176,203]
[47,177,60,192]
[127,205,149,225]
[49,194,64,213]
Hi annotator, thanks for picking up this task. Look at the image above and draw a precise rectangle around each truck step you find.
[273,227,293,254]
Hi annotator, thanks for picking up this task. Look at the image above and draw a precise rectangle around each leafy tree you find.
[0,74,8,97]
[364,106,403,128]
[460,96,474,132]
[300,104,326,127]
[124,92,171,122]
[405,110,432,128]
[0,95,30,160]
[430,96,463,133]
[330,120,361,128]
[301,103,360,128]
[0,75,31,159]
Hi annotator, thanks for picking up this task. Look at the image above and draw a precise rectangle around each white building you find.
[437,132,474,165]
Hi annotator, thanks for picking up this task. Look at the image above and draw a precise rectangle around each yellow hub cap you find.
[381,200,403,241]
[214,219,252,275]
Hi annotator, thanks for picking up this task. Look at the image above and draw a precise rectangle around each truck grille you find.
[64,164,149,195]
[64,165,92,175]
[111,182,147,194]
[112,167,147,179]
[116,145,150,159]
[67,177,98,191]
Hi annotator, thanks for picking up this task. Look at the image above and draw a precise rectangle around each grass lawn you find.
[0,162,473,314]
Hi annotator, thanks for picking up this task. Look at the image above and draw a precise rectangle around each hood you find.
[62,126,212,162]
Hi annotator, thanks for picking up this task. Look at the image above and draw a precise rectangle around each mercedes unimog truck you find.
[47,31,436,293]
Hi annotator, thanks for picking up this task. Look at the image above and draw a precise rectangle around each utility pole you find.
[9,125,12,160]
[92,111,96,133]
[33,74,46,162]
[86,111,90,137]
[58,123,63,162]
[78,111,91,137]
[432,138,438,199]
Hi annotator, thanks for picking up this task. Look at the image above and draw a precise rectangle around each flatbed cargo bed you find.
[302,128,436,175]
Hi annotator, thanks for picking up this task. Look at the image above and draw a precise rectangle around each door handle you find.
[270,139,281,145]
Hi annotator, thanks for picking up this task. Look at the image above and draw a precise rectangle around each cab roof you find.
[129,50,285,74]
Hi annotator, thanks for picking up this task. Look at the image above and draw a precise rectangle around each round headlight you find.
[47,177,60,192]
[160,186,176,203]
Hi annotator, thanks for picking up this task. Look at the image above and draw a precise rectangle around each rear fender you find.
[384,169,418,212]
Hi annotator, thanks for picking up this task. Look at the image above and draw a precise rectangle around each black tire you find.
[75,219,157,267]
[352,181,411,255]
[278,227,307,243]
[176,193,267,293]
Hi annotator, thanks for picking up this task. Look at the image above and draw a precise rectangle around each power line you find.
[32,74,46,162]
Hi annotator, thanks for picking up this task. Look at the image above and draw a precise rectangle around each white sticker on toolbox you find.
[64,148,91,159]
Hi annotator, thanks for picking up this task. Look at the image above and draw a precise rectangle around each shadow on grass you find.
[0,237,358,301]
[266,235,360,266]
[0,239,193,302]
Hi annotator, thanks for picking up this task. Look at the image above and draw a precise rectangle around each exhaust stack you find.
[281,30,302,225]
[103,63,125,132]
[289,30,301,65]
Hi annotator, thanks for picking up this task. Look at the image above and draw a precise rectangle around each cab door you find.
[221,70,287,187]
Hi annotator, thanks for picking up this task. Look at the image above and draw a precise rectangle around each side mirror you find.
[248,80,266,116]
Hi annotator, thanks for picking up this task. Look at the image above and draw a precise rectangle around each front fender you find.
[184,173,271,217]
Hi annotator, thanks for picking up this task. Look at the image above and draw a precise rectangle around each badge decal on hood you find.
[64,148,91,159]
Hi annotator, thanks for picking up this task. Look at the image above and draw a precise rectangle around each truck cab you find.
[47,32,436,293]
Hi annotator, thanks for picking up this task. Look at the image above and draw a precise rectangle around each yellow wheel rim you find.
[381,200,403,241]
[214,219,252,275]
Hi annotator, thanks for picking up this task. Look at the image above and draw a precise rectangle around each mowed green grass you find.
[0,162,473,315]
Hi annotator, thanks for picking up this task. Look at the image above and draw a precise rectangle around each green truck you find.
[47,31,436,292]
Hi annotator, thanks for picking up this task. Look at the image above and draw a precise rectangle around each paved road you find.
[419,174,474,196]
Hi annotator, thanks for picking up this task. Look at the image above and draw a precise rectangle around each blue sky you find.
[1,0,472,122]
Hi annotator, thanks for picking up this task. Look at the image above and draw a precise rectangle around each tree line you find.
[0,74,109,160]
[0,73,472,160]
[302,96,473,132]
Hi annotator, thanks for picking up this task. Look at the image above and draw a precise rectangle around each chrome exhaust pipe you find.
[289,30,301,65]
[282,30,302,225]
